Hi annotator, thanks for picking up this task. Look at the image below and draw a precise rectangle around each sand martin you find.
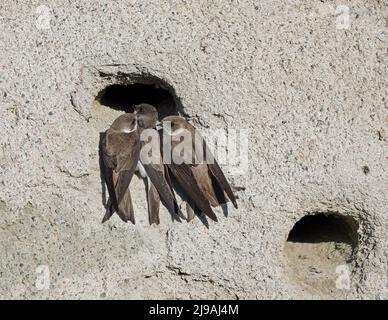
[101,113,140,224]
[135,103,182,224]
[161,116,238,222]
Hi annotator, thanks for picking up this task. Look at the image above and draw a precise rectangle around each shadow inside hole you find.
[287,213,358,247]
[96,83,179,119]
[284,213,360,295]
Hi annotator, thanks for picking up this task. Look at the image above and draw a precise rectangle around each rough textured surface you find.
[0,0,387,299]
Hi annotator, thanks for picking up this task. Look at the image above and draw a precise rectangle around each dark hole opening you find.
[287,213,358,246]
[96,83,179,120]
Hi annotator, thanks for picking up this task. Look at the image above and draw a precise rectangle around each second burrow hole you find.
[284,213,360,295]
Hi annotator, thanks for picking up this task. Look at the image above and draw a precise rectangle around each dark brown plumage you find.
[100,105,237,226]
[101,113,140,223]
[160,116,238,222]
[135,104,183,224]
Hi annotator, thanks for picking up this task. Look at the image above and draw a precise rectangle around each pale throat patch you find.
[164,127,185,136]
[121,122,137,133]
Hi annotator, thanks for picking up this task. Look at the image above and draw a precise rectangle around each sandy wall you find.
[0,0,387,299]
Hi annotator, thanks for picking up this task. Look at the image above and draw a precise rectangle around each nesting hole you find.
[284,213,359,296]
[95,80,181,120]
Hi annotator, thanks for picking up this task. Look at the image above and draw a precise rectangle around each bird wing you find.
[142,162,183,219]
[116,131,140,173]
[203,139,238,209]
[191,163,220,207]
[118,184,135,224]
[139,131,183,220]
[146,177,160,225]
[101,129,140,222]
[113,132,140,203]
[113,170,135,223]
[101,132,119,216]
[102,129,121,168]
[167,162,218,222]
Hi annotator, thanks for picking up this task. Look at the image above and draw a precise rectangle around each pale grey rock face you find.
[0,0,387,299]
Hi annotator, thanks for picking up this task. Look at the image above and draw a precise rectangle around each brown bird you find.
[135,103,182,224]
[101,113,140,224]
[160,116,238,222]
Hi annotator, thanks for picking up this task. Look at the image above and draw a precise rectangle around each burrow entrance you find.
[284,213,359,296]
[95,78,182,120]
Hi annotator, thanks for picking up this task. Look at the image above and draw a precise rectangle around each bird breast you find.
[136,161,148,178]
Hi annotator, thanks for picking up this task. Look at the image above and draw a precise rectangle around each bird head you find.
[110,113,137,133]
[134,103,159,130]
[161,116,190,136]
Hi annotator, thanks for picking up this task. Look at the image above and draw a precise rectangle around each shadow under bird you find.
[160,116,238,222]
[135,103,183,225]
[101,113,140,224]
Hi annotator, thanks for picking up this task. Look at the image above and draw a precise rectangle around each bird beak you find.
[155,121,163,131]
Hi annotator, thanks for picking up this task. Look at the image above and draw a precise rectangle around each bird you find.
[100,113,140,224]
[160,116,238,222]
[134,103,183,224]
